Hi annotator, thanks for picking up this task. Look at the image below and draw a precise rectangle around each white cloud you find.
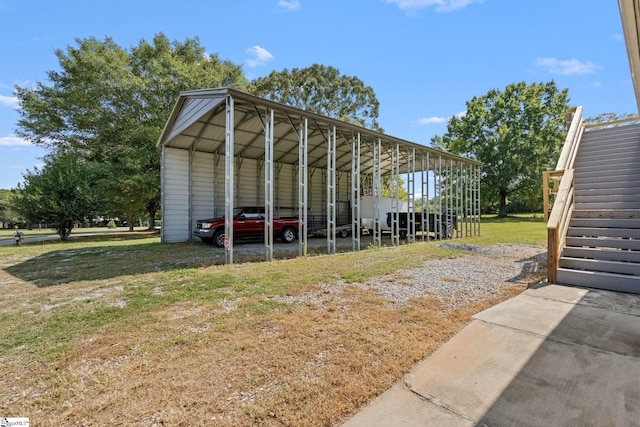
[245,45,275,68]
[0,135,31,147]
[413,116,446,125]
[613,34,624,42]
[534,57,599,75]
[0,94,19,108]
[278,0,301,11]
[592,81,602,88]
[386,0,482,13]
[456,110,466,118]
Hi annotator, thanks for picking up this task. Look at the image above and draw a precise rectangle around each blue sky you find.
[0,0,636,189]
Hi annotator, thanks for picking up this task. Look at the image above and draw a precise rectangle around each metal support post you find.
[264,108,274,261]
[407,148,416,243]
[326,126,336,254]
[188,145,194,242]
[421,153,430,242]
[373,138,381,247]
[224,95,235,264]
[351,134,361,251]
[390,144,400,247]
[298,118,308,256]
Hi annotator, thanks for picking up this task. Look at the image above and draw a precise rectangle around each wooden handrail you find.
[547,169,574,282]
[545,106,584,283]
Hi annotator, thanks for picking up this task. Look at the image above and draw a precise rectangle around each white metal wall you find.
[162,147,190,242]
[191,151,215,232]
[164,149,356,241]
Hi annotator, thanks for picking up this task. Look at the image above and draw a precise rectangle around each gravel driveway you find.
[275,243,547,310]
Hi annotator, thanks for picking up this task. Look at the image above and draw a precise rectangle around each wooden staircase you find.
[556,123,640,292]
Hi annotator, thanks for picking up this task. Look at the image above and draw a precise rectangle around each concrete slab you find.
[476,289,640,357]
[407,321,547,422]
[341,284,640,427]
[341,383,474,427]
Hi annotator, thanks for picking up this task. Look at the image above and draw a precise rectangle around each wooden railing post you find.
[546,105,583,283]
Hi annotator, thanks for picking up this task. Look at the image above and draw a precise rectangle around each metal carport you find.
[157,88,481,263]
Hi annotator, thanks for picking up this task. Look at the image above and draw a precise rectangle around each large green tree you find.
[15,34,246,228]
[0,189,21,226]
[433,81,570,217]
[12,149,106,240]
[248,64,381,131]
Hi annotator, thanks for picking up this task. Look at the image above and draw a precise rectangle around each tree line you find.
[7,32,622,238]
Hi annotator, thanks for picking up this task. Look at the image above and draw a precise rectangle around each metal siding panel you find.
[277,164,295,209]
[163,147,190,242]
[238,159,260,206]
[192,152,215,229]
[337,172,350,225]
[308,169,325,231]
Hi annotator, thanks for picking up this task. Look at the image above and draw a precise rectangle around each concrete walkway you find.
[343,284,640,426]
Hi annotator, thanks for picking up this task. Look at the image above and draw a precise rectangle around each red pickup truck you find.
[193,207,299,247]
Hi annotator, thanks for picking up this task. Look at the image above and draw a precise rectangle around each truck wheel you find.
[281,226,296,243]
[200,237,213,245]
[213,230,225,248]
[339,228,348,238]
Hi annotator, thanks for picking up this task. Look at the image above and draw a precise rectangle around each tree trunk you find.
[498,192,508,218]
[147,201,159,230]
[59,220,73,241]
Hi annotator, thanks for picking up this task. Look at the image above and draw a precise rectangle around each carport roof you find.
[157,87,481,175]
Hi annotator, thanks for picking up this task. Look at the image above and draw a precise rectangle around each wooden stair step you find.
[566,235,640,250]
[570,217,640,228]
[575,187,639,197]
[562,246,640,263]
[567,227,640,239]
[556,268,640,292]
[575,201,640,210]
[575,193,640,203]
[559,257,640,275]
[574,171,640,184]
[571,209,640,219]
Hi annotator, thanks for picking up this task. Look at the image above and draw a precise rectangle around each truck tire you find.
[339,228,348,238]
[213,229,225,248]
[281,226,296,243]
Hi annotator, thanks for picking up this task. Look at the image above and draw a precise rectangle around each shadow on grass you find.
[4,230,340,287]
[5,233,301,287]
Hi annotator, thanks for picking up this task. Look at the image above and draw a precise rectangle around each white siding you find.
[162,147,189,242]
[191,152,216,231]
[237,159,260,206]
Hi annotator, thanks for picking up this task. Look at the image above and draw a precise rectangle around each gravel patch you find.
[275,243,546,311]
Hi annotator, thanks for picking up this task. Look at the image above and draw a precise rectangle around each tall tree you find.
[12,149,106,240]
[433,81,570,217]
[0,189,21,226]
[248,64,381,131]
[15,34,247,228]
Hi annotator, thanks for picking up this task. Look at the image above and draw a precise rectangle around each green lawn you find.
[0,226,149,241]
[459,213,547,246]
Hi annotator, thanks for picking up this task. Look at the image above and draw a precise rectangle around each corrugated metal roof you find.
[157,87,481,175]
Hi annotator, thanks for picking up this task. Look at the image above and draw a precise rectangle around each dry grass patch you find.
[0,234,543,426]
